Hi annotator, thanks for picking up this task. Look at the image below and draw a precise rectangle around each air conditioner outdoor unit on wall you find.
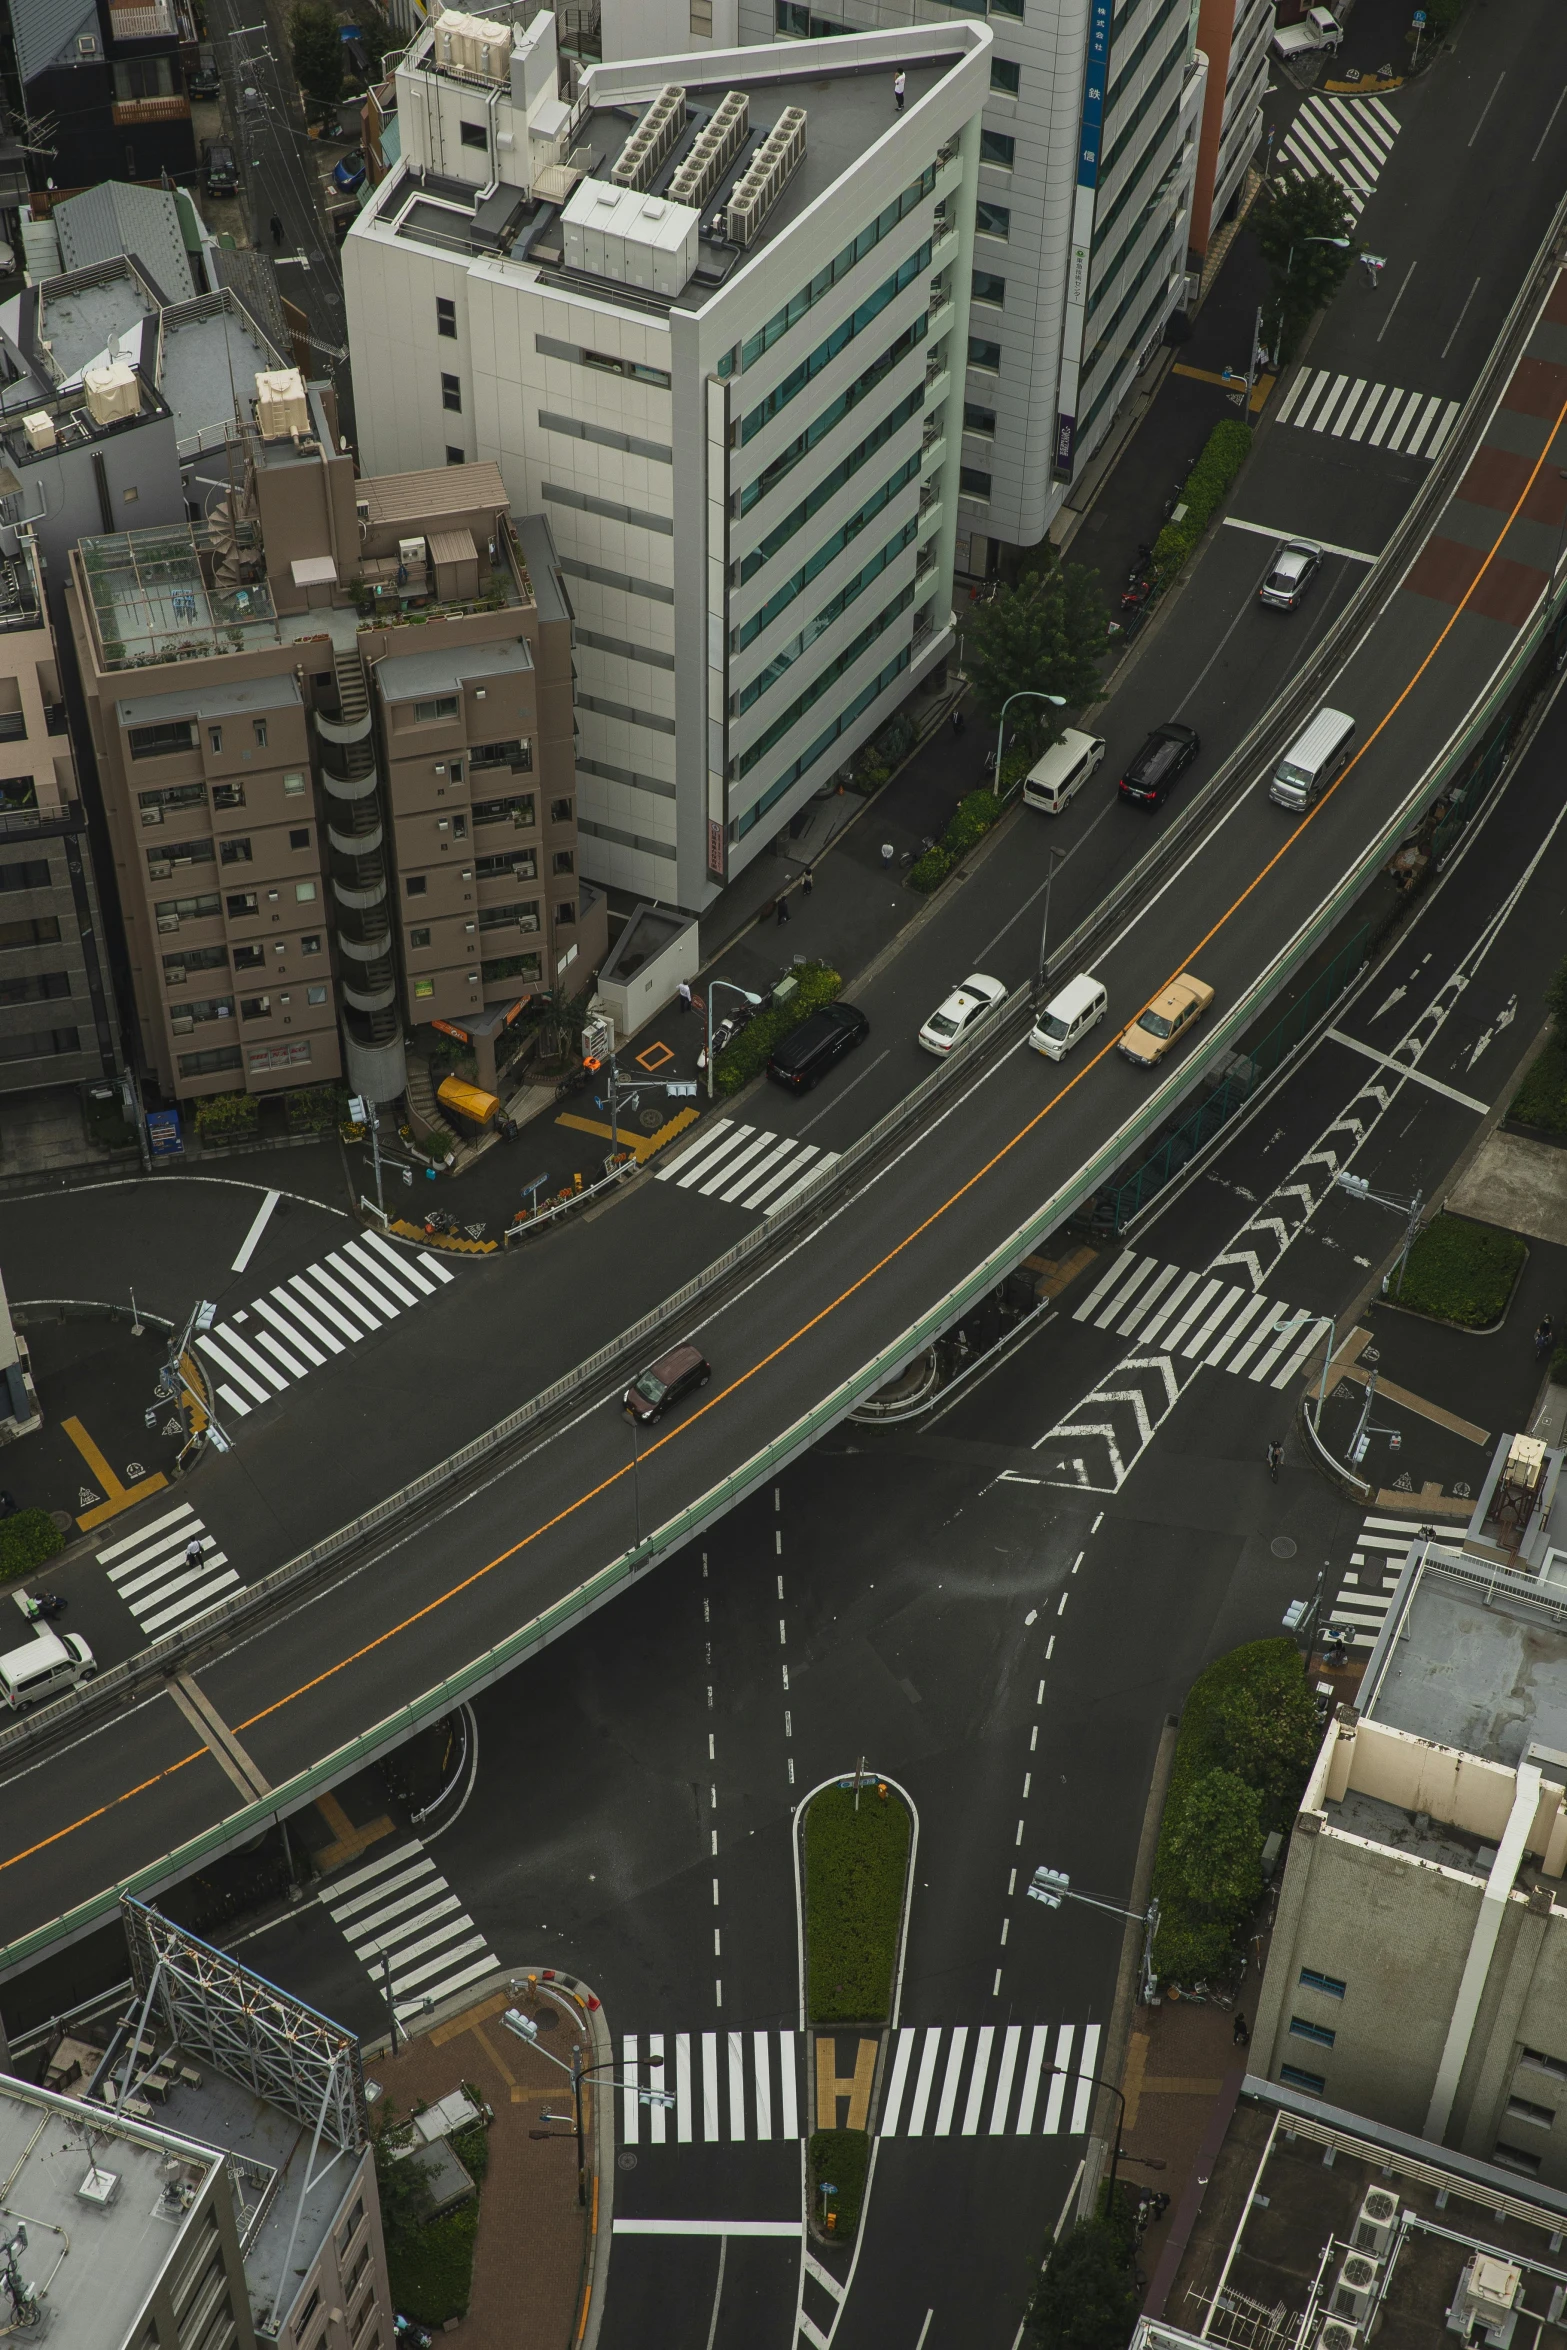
[1331,2254,1380,2326]
[1353,2189,1397,2257]
[1315,2322,1358,2350]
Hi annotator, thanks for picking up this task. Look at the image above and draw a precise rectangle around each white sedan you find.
[918,971,1007,1056]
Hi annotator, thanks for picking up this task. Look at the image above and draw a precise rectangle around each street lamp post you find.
[626,1406,643,1551]
[503,2009,674,2207]
[1035,844,1067,996]
[705,980,766,1100]
[993,689,1066,801]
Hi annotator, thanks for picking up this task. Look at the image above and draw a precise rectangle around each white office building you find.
[344,7,989,904]
[603,0,1208,570]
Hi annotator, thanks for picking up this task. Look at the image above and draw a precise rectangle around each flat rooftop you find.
[155,295,282,457]
[1363,1556,1567,1768]
[36,273,155,379]
[1156,2082,1567,2350]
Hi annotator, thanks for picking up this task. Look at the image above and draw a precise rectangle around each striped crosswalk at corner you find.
[1072,1253,1329,1390]
[322,1840,499,2021]
[1273,365,1460,461]
[613,2022,1099,2146]
[654,1117,839,1216]
[97,1501,239,1638]
[1277,91,1400,219]
[194,1230,456,1427]
[1330,1514,1421,1649]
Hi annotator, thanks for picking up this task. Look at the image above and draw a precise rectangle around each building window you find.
[441,373,462,413]
[233,943,264,970]
[406,876,428,897]
[459,120,487,147]
[968,338,1002,372]
[556,898,575,924]
[240,994,271,1021]
[415,697,459,723]
[550,799,573,825]
[472,792,535,827]
[964,403,997,435]
[0,969,71,1004]
[990,56,1020,92]
[338,2203,365,2261]
[1520,2049,1567,2080]
[1505,2096,1555,2129]
[248,1040,311,1072]
[289,829,310,849]
[208,725,223,753]
[436,298,457,337]
[177,1044,243,1076]
[1289,2017,1335,2049]
[220,837,253,864]
[1298,1969,1346,1999]
[409,927,431,948]
[446,447,465,466]
[552,850,574,876]
[213,782,245,810]
[226,891,258,917]
[0,858,51,892]
[301,933,321,953]
[1493,2143,1543,2177]
[0,914,63,948]
[295,881,317,903]
[306,984,327,1006]
[139,783,207,812]
[980,130,1015,168]
[536,336,673,390]
[972,270,1006,307]
[691,0,712,28]
[253,719,268,747]
[1279,2066,1325,2095]
[283,771,306,795]
[959,467,992,499]
[975,199,1011,239]
[128,720,195,760]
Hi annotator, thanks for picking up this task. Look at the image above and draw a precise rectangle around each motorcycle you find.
[394,2321,434,2350]
[20,1592,66,1621]
[1119,576,1154,613]
[422,1207,456,1237]
[697,1001,756,1072]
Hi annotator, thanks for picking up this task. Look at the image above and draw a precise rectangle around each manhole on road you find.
[1271,1537,1298,1559]
[618,2152,638,2171]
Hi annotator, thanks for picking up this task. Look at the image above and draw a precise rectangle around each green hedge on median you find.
[0,1509,64,1585]
[1153,420,1253,583]
[1510,1035,1567,1138]
[909,788,1006,894]
[1391,1213,1526,1329]
[805,1782,910,2024]
[712,959,842,1096]
[809,2127,870,2242]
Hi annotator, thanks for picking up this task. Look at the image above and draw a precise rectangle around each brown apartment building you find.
[67,367,600,1111]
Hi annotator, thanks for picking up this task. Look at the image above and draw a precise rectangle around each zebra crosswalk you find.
[1277,92,1400,219]
[1275,366,1460,460]
[653,1117,839,1216]
[322,1839,499,2021]
[1330,1514,1420,1649]
[97,1501,238,1639]
[194,1231,456,1426]
[1072,1253,1329,1390]
[612,2022,1099,2145]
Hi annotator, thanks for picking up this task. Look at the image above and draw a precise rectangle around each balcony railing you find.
[112,96,192,125]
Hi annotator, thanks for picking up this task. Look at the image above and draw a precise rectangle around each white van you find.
[0,1629,96,1712]
[1023,728,1107,816]
[1270,707,1356,811]
[1029,974,1109,1061]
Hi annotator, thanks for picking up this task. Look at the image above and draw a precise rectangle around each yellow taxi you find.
[1118,973,1215,1069]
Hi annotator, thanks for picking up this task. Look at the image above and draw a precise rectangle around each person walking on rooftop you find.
[893,69,906,110]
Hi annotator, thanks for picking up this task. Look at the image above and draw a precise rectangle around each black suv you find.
[203,142,239,197]
[1118,722,1200,809]
[767,1001,869,1091]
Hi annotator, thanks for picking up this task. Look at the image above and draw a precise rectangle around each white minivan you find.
[1023,728,1107,816]
[0,1629,96,1712]
[1270,707,1356,811]
[1029,974,1109,1061]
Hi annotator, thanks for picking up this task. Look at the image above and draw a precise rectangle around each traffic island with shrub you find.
[803,1777,912,2242]
[1152,421,1253,586]
[713,960,843,1096]
[374,2100,492,2330]
[1387,1212,1527,1331]
[908,788,1005,894]
[1151,1639,1322,1993]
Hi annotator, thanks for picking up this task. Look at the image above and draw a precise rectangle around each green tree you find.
[964,552,1108,759]
[290,0,344,111]
[1253,173,1356,360]
[372,2118,435,2251]
[1027,2218,1139,2350]
[1545,953,1567,1037]
[1166,1769,1264,1928]
[1209,1675,1321,1827]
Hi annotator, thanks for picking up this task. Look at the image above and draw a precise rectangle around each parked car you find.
[203,142,239,197]
[1118,721,1200,810]
[1023,727,1107,816]
[189,51,221,98]
[767,1001,869,1091]
[332,148,367,193]
[918,972,1007,1056]
[1273,5,1342,57]
[623,1341,711,1424]
[1259,540,1322,611]
[1118,974,1215,1069]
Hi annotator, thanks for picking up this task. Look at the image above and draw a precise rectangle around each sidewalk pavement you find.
[364,1981,601,2350]
[1117,1987,1255,2312]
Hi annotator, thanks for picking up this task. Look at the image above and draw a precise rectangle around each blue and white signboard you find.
[1054,0,1114,479]
[146,1107,183,1157]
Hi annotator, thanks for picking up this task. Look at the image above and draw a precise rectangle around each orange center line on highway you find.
[5,382,1564,1903]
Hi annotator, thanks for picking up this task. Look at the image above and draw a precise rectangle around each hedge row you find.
[1510,1035,1567,1137]
[1151,1638,1320,1988]
[713,959,842,1096]
[0,1509,64,1584]
[809,2127,871,2242]
[804,1782,910,2024]
[909,788,1005,894]
[1392,1213,1525,1329]
[1153,420,1253,582]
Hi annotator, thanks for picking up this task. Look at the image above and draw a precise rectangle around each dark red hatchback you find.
[623,1340,712,1423]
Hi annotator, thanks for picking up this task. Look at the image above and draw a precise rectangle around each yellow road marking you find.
[555,1111,662,1163]
[64,1417,168,1532]
[4,389,1565,1899]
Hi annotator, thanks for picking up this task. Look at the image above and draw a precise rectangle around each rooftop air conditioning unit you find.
[669,89,749,209]
[1451,2256,1523,2342]
[1315,2323,1357,2350]
[1330,2254,1380,2326]
[611,84,685,188]
[1353,2188,1397,2257]
[725,106,806,246]
[76,2166,120,2207]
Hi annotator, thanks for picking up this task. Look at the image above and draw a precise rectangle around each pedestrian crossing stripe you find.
[614,2023,1098,2145]
[97,1501,239,1639]
[654,1117,840,1216]
[322,1839,499,2020]
[1330,1514,1421,1648]
[1274,366,1460,460]
[1276,91,1400,219]
[1072,1254,1329,1389]
[195,1231,456,1425]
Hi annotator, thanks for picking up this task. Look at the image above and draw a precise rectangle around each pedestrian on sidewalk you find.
[950,706,965,735]
[677,979,693,1014]
[1233,2011,1250,2048]
[802,867,814,896]
[880,842,895,870]
[893,68,906,109]
[1536,1315,1556,1361]
[269,213,284,247]
[775,892,791,924]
